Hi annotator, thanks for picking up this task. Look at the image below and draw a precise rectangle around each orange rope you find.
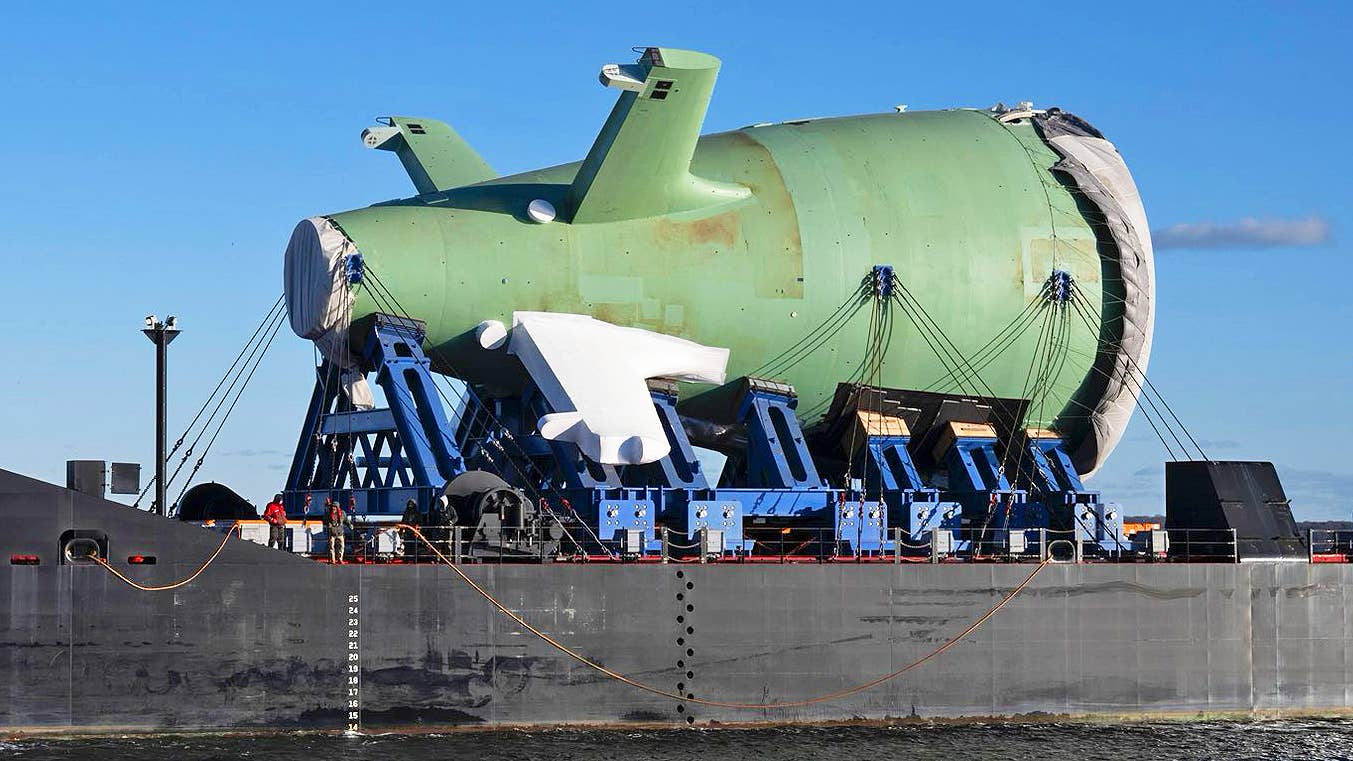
[88,518,1048,708]
[89,524,236,591]
[398,523,1050,709]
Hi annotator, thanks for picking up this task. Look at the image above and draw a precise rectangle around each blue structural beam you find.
[1019,431,1124,549]
[715,379,833,531]
[716,378,889,554]
[362,315,464,484]
[648,381,709,491]
[857,429,960,542]
[521,387,622,490]
[737,378,824,491]
[931,421,1026,536]
[516,379,733,553]
[284,314,466,521]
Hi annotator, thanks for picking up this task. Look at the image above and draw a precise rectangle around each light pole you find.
[143,315,180,516]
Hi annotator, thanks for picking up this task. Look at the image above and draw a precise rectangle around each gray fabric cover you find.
[1032,111,1155,477]
[283,216,374,409]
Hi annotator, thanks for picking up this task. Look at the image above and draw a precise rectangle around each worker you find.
[324,497,350,564]
[400,498,420,558]
[263,493,287,550]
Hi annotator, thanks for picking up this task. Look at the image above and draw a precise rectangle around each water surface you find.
[7,721,1353,761]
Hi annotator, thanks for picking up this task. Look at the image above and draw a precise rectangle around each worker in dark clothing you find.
[400,498,420,558]
[263,493,287,550]
[325,497,350,564]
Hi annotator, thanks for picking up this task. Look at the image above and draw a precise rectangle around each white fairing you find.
[283,216,372,408]
[507,312,730,465]
[1048,135,1155,478]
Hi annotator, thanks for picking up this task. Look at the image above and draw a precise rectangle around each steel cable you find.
[1064,292,1192,460]
[751,280,870,379]
[170,312,288,510]
[134,296,285,509]
[1069,284,1208,460]
[164,304,288,501]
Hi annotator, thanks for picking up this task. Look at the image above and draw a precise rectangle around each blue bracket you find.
[647,382,709,490]
[1045,269,1072,305]
[344,253,365,285]
[597,498,657,544]
[870,264,895,300]
[737,378,824,491]
[835,496,889,553]
[859,433,960,542]
[934,424,1026,534]
[686,500,745,546]
[1019,434,1122,548]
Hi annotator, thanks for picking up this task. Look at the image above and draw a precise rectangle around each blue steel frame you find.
[280,312,1122,557]
[284,315,465,520]
[1018,435,1125,549]
[858,433,960,542]
[938,429,1027,538]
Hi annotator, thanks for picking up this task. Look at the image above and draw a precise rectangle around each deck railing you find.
[274,522,1257,566]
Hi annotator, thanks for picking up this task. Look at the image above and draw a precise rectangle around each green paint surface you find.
[326,108,1114,454]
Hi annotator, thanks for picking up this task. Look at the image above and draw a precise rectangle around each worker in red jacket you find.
[263,493,287,550]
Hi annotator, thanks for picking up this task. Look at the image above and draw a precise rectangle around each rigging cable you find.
[750,278,871,379]
[1068,284,1208,461]
[796,271,892,424]
[1054,317,1180,460]
[165,303,288,498]
[133,296,286,509]
[1063,289,1198,460]
[994,115,1202,464]
[922,293,1045,393]
[170,309,288,509]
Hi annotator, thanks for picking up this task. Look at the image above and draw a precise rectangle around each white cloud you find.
[1152,215,1331,250]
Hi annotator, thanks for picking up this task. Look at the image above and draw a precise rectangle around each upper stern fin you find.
[566,47,749,224]
[362,116,495,194]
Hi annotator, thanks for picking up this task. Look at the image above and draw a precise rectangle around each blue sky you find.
[1,1,1349,518]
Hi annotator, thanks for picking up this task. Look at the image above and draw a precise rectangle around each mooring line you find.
[398,523,1051,710]
[86,519,1049,709]
[89,525,236,591]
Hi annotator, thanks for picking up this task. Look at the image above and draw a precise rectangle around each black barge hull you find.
[3,468,1350,733]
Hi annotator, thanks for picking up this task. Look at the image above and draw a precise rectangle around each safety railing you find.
[284,523,1254,565]
[1308,529,1353,562]
[305,522,566,565]
[1162,528,1239,563]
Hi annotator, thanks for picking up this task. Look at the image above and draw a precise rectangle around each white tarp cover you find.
[507,312,730,465]
[1034,112,1155,478]
[283,216,373,409]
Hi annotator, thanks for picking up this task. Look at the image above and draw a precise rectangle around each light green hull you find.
[325,109,1113,457]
